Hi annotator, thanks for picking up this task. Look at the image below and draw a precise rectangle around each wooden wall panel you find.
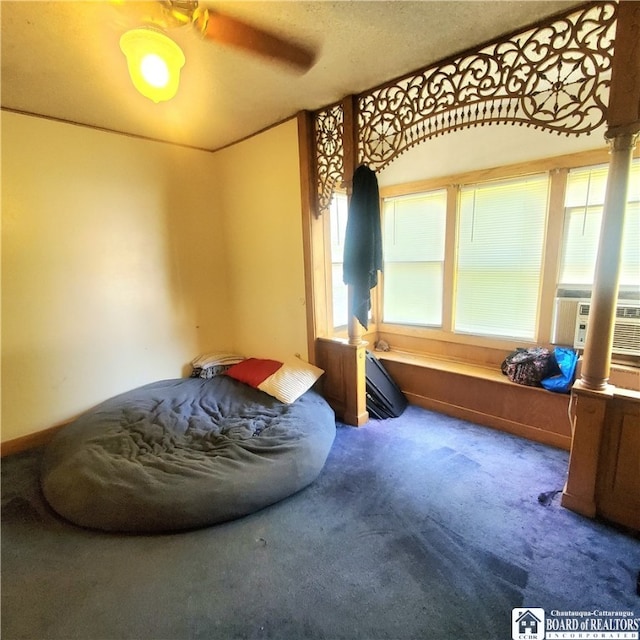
[597,394,640,530]
[316,338,369,426]
[379,356,571,450]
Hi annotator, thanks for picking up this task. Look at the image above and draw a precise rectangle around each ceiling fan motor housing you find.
[160,0,201,28]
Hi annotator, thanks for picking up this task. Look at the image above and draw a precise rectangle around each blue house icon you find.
[517,610,541,635]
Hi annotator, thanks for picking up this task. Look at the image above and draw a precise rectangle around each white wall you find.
[377,123,609,187]
[213,119,309,362]
[2,112,233,441]
[5,111,589,444]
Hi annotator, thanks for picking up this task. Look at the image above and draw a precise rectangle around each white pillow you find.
[225,357,324,404]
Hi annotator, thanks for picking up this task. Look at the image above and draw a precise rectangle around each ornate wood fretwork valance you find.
[314,103,344,217]
[313,1,617,215]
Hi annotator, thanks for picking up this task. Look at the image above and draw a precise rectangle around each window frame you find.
[371,148,638,354]
[380,188,449,328]
[322,147,639,359]
[453,172,551,341]
[325,189,379,339]
[326,190,349,333]
[558,160,640,292]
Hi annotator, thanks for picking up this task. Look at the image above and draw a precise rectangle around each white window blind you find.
[329,193,349,328]
[454,174,549,340]
[382,190,447,326]
[559,159,640,288]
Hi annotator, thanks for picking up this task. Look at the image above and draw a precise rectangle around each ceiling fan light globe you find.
[140,54,170,88]
[119,28,185,103]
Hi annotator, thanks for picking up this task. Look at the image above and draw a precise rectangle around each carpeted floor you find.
[2,405,639,640]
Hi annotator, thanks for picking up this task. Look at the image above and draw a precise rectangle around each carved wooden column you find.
[341,95,369,424]
[342,95,365,347]
[313,97,368,426]
[579,0,640,389]
[579,132,638,390]
[563,1,640,521]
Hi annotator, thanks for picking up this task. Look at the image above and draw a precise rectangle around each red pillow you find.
[225,358,283,387]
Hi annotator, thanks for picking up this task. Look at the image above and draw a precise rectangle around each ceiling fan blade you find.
[196,9,315,72]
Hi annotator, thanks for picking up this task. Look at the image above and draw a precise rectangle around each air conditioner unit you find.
[551,298,580,346]
[573,300,640,356]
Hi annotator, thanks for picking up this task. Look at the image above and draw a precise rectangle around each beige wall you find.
[378,123,608,187]
[214,119,308,362]
[2,112,234,442]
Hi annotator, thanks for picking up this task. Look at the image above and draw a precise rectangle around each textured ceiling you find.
[1,0,586,151]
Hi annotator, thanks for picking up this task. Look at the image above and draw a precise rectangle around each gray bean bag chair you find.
[41,376,335,533]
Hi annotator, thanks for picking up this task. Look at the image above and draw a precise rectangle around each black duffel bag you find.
[501,347,559,387]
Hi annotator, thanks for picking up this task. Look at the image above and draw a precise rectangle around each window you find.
[329,192,349,329]
[382,190,447,326]
[325,149,639,350]
[559,159,640,290]
[454,174,549,340]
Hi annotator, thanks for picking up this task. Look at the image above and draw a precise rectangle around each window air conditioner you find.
[573,300,640,356]
[551,298,580,346]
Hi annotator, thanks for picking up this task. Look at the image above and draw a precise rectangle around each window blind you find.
[329,193,349,328]
[454,174,549,339]
[559,160,640,288]
[382,190,447,325]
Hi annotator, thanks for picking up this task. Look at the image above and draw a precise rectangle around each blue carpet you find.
[2,405,639,639]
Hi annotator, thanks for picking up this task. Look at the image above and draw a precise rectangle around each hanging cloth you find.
[343,165,383,329]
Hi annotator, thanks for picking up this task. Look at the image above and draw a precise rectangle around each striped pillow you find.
[191,351,245,369]
[225,357,324,404]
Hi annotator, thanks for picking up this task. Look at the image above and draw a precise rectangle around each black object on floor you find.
[537,488,563,506]
[365,350,408,419]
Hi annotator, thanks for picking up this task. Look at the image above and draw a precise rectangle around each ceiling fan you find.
[118,0,315,102]
[131,0,316,71]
